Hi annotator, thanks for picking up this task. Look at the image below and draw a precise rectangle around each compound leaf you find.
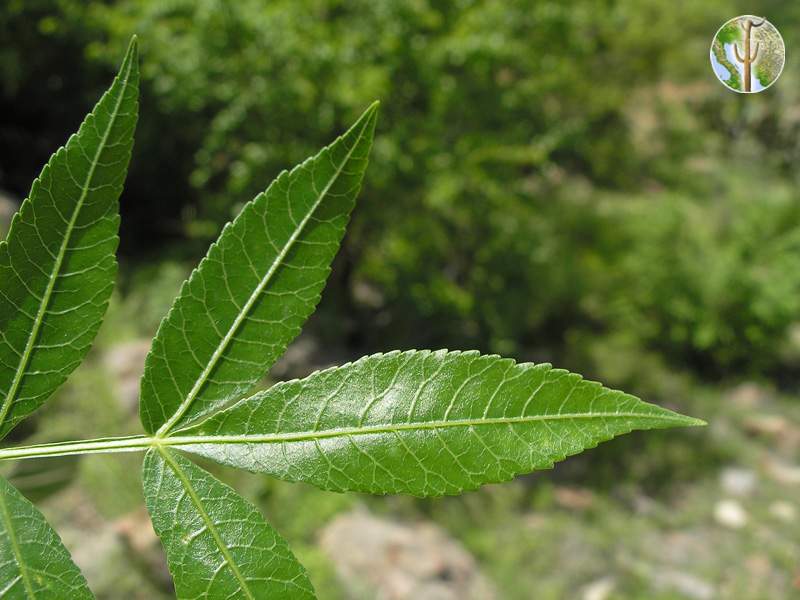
[140,103,378,436]
[142,448,315,600]
[168,350,704,497]
[0,39,139,440]
[0,475,93,599]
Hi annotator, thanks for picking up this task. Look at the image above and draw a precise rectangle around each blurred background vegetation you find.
[2,1,800,598]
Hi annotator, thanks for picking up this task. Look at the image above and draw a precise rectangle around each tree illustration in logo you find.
[734,18,764,92]
[710,15,784,93]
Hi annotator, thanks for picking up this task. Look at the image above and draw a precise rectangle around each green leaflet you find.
[168,350,704,497]
[0,39,709,600]
[142,448,315,600]
[0,39,139,440]
[0,476,93,599]
[139,102,379,436]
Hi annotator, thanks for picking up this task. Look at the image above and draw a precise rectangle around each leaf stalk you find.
[0,435,153,461]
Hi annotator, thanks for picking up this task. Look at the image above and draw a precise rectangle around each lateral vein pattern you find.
[172,350,703,497]
[0,41,138,440]
[142,449,315,599]
[0,476,93,599]
[140,103,378,435]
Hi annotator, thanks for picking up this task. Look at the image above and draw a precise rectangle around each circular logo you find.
[710,15,785,93]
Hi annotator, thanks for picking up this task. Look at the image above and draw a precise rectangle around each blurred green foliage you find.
[4,0,800,380]
[3,5,800,597]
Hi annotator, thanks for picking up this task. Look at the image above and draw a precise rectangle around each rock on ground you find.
[714,499,748,529]
[320,509,496,600]
[652,569,715,600]
[719,467,756,497]
[764,456,800,486]
[51,489,171,598]
[726,382,772,409]
[580,576,616,600]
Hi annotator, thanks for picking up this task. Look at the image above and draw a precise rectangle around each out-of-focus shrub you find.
[5,0,800,379]
[606,181,800,376]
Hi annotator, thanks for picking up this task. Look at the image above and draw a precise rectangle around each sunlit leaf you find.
[142,448,315,599]
[140,103,378,436]
[167,350,704,496]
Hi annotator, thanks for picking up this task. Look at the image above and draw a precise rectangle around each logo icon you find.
[710,15,785,93]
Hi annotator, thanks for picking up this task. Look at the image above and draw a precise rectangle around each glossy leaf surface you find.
[0,40,139,439]
[169,350,703,496]
[140,103,378,435]
[142,448,315,600]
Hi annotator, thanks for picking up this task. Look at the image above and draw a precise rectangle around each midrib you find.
[156,117,370,436]
[0,61,132,431]
[0,488,36,599]
[0,410,697,462]
[167,410,693,446]
[158,448,256,600]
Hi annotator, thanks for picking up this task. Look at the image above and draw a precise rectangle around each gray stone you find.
[764,457,800,486]
[719,467,756,497]
[653,569,715,600]
[714,499,748,529]
[742,415,800,453]
[726,382,771,408]
[320,509,496,600]
[52,490,171,598]
[581,576,616,600]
